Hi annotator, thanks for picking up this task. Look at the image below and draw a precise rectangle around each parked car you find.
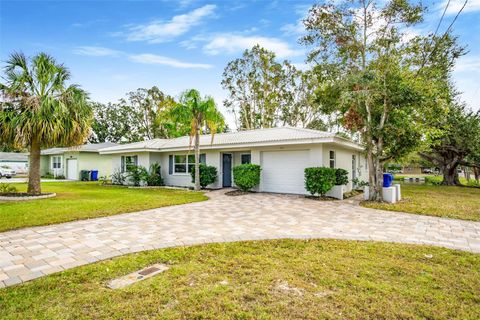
[0,166,16,179]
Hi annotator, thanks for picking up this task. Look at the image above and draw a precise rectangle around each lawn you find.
[362,183,480,221]
[0,239,479,319]
[0,182,207,232]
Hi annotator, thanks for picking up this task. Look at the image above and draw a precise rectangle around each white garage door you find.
[66,159,78,180]
[261,150,309,194]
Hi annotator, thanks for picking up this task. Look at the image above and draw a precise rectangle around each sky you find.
[1,0,479,129]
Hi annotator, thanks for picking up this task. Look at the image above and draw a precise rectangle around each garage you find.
[261,150,309,194]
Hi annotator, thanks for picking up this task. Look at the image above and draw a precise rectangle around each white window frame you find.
[51,156,62,169]
[173,154,198,175]
[329,150,336,168]
[122,155,138,172]
[240,153,251,164]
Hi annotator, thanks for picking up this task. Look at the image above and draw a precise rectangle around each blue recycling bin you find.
[383,173,394,188]
[90,170,99,181]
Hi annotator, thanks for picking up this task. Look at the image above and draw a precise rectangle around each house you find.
[40,142,118,180]
[0,152,29,174]
[100,127,367,195]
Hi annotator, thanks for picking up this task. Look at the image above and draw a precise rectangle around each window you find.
[173,154,205,173]
[329,151,336,168]
[241,154,251,164]
[52,156,62,169]
[121,155,138,172]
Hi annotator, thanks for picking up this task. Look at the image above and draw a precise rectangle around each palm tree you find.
[171,89,224,191]
[0,52,92,195]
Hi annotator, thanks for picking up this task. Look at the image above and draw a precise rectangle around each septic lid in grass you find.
[107,263,169,289]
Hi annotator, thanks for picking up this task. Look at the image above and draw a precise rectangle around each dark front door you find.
[222,153,232,187]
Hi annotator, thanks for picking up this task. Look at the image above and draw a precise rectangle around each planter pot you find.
[363,186,369,200]
[326,185,344,200]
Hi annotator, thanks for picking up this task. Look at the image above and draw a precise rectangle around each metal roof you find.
[100,127,361,153]
[41,142,118,155]
[0,152,29,162]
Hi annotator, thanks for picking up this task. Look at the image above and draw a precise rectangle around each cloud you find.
[454,55,480,73]
[440,0,480,15]
[202,34,304,58]
[129,53,212,69]
[125,4,216,43]
[281,21,305,36]
[73,46,123,57]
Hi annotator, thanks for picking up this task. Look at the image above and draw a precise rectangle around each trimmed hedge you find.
[335,168,349,185]
[233,164,261,192]
[191,164,218,188]
[304,167,336,196]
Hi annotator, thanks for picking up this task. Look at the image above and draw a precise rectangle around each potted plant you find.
[326,168,349,200]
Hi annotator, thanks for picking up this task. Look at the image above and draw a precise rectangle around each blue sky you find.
[1,0,479,128]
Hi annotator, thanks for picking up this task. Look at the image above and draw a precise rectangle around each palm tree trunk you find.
[28,136,42,195]
[194,128,200,191]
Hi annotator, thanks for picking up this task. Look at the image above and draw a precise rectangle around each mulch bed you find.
[225,190,253,196]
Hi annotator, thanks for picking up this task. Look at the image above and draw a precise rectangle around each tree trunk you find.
[441,163,461,186]
[474,167,480,182]
[28,137,42,195]
[194,128,201,191]
[367,152,383,201]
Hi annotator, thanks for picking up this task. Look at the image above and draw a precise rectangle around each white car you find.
[0,166,16,179]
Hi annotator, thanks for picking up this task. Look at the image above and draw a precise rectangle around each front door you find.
[67,159,78,180]
[222,153,232,187]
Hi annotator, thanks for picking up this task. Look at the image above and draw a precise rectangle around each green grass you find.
[362,183,480,221]
[0,182,207,232]
[0,239,479,319]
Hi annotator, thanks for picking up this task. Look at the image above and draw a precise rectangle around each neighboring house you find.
[100,127,367,195]
[40,142,118,180]
[0,152,29,174]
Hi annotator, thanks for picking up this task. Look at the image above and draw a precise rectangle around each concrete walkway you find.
[1,189,479,288]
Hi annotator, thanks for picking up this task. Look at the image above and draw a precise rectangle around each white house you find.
[99,127,368,195]
[40,142,118,180]
[0,152,29,174]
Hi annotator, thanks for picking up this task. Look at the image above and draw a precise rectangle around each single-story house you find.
[100,127,367,195]
[41,142,118,180]
[0,152,29,173]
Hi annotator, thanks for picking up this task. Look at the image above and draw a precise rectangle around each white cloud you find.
[73,46,123,57]
[129,53,212,69]
[454,55,480,72]
[281,21,305,36]
[126,4,216,43]
[202,34,304,58]
[440,0,480,15]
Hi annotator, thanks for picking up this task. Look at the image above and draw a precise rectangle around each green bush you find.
[190,164,217,188]
[425,176,442,185]
[304,167,336,196]
[0,183,17,194]
[147,163,164,186]
[111,169,125,185]
[335,168,349,185]
[233,164,261,192]
[127,165,148,186]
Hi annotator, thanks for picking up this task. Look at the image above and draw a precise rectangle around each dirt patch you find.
[304,195,336,201]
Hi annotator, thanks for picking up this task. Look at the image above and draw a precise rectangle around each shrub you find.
[55,174,65,180]
[425,176,442,185]
[191,164,217,188]
[41,172,54,179]
[111,169,125,185]
[233,164,261,192]
[147,163,164,186]
[127,165,148,186]
[0,183,17,194]
[304,167,336,196]
[335,168,349,185]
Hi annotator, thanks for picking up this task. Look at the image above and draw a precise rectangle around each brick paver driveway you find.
[1,189,479,288]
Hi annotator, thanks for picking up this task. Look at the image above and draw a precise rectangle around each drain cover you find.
[107,263,169,289]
